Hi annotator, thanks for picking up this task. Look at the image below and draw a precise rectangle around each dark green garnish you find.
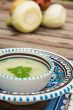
[7,66,32,78]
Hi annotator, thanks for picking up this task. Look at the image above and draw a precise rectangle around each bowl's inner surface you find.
[0,53,50,78]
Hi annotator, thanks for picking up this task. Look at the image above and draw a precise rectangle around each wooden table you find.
[0,1,73,59]
[0,1,73,110]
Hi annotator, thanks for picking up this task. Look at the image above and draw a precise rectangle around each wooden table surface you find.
[0,1,73,60]
[0,1,73,110]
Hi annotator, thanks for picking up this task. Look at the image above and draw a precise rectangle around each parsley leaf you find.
[7,66,32,78]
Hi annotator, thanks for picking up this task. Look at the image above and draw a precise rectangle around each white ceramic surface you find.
[0,48,72,105]
[0,48,54,93]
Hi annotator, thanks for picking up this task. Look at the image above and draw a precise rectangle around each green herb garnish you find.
[7,66,32,78]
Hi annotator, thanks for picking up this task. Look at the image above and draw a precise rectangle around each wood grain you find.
[0,1,73,110]
[0,8,73,59]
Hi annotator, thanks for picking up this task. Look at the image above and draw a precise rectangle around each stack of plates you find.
[0,48,73,106]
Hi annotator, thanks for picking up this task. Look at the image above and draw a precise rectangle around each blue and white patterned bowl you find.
[0,48,54,93]
[0,48,73,105]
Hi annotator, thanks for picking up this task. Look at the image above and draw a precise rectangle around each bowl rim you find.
[0,48,54,80]
[0,49,73,104]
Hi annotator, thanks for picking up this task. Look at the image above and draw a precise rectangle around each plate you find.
[44,93,70,110]
[0,48,73,105]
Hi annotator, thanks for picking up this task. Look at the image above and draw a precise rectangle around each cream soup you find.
[0,58,49,78]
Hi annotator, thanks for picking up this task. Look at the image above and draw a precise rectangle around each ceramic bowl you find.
[0,49,73,105]
[0,48,54,93]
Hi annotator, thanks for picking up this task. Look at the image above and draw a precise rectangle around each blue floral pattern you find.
[0,48,73,104]
[47,63,65,89]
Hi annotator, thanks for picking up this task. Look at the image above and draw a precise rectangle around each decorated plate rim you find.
[0,48,73,103]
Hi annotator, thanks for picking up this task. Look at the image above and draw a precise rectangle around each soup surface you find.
[0,57,49,78]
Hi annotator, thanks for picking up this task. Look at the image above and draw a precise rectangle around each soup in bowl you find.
[0,48,54,93]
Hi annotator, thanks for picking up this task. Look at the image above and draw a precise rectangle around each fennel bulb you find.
[12,1,42,33]
[42,4,67,28]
